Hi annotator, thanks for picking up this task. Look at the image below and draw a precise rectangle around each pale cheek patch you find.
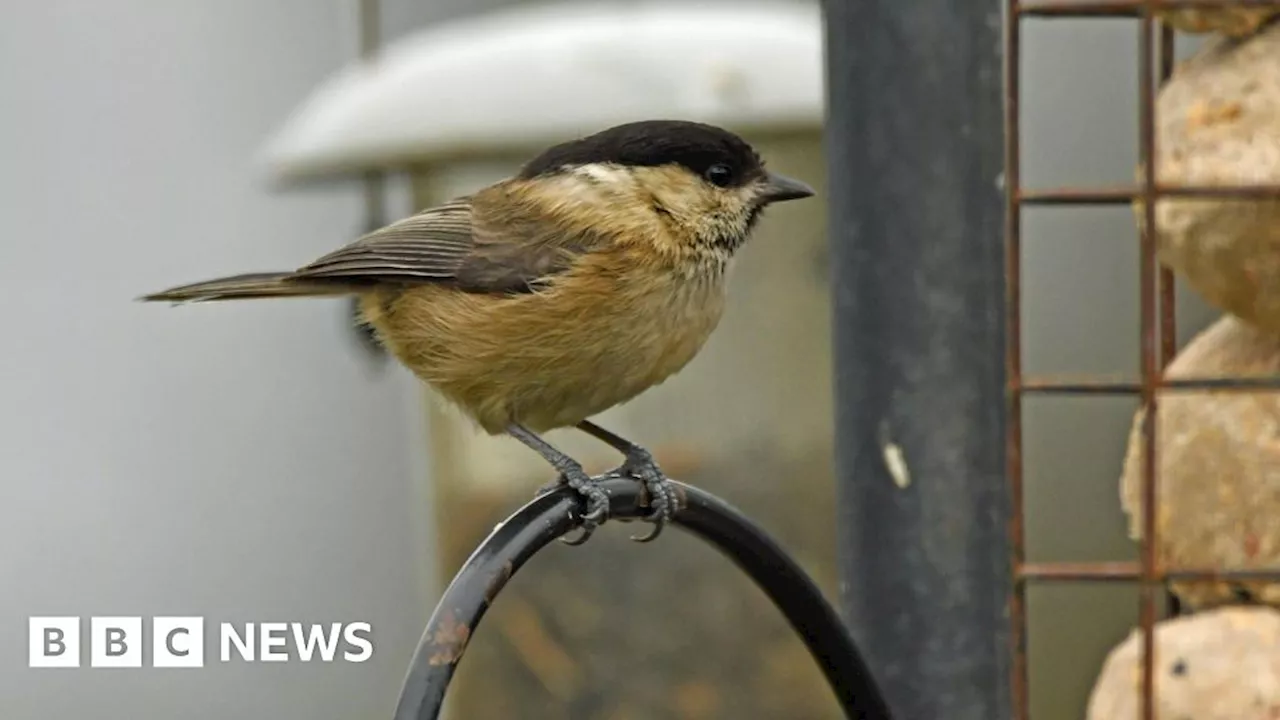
[574,163,634,188]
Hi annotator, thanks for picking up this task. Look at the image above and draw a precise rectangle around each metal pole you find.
[823,2,1010,718]
[350,0,388,359]
[358,0,385,230]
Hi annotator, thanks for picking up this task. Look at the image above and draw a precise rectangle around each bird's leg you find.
[576,420,678,543]
[507,423,609,546]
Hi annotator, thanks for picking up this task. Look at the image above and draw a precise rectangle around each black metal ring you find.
[391,477,894,720]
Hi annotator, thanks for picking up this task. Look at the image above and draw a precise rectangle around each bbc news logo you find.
[29,617,373,668]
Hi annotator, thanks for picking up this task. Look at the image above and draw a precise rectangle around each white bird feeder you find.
[262,1,823,182]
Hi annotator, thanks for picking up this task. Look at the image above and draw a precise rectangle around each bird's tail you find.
[138,272,357,303]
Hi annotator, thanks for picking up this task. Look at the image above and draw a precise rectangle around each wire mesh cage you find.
[1006,2,1280,718]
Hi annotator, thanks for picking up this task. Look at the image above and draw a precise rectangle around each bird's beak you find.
[759,171,815,204]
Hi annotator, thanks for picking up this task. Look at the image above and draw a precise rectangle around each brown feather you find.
[139,185,617,303]
[293,199,477,283]
[138,273,354,302]
[360,243,729,435]
[289,188,609,293]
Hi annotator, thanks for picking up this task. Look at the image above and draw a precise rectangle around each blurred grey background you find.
[0,2,482,718]
[0,2,1221,719]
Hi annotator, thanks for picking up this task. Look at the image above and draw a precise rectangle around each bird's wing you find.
[291,189,604,294]
[292,198,478,284]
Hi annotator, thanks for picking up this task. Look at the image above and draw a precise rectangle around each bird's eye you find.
[704,164,733,187]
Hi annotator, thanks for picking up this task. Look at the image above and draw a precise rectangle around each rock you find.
[1156,8,1278,38]
[1087,607,1280,720]
[1120,316,1280,608]
[1140,22,1280,332]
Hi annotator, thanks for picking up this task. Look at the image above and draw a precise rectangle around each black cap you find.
[518,119,766,189]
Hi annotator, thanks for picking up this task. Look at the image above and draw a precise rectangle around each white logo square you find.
[153,617,204,668]
[29,617,80,668]
[90,617,142,668]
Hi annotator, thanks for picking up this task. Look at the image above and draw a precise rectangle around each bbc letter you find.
[153,617,204,668]
[220,623,254,662]
[28,617,79,668]
[91,617,142,668]
[343,622,373,662]
[260,623,289,662]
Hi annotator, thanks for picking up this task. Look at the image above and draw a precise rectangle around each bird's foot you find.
[616,449,679,543]
[536,467,610,546]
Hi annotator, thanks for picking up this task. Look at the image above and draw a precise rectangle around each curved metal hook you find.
[392,477,894,720]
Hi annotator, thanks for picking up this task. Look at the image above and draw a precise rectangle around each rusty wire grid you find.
[1005,1,1280,719]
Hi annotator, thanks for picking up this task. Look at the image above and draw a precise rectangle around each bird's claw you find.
[619,451,678,543]
[533,451,677,544]
[538,467,610,545]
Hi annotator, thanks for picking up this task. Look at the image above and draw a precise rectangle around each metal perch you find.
[391,476,894,720]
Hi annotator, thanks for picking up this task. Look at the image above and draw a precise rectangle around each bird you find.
[139,119,815,544]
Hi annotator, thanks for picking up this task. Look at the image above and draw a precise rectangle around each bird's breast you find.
[364,259,729,433]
